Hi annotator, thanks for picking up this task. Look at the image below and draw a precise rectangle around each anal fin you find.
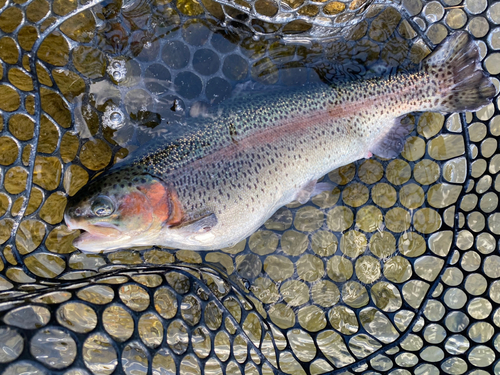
[370,115,414,159]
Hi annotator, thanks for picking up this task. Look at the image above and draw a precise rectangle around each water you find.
[0,0,499,373]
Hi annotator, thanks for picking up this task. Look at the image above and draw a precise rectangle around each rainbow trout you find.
[65,32,495,252]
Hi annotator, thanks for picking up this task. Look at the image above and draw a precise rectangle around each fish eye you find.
[91,196,115,217]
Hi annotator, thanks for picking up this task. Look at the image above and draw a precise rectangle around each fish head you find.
[65,168,175,252]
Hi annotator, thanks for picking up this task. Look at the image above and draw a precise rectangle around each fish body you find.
[65,32,496,252]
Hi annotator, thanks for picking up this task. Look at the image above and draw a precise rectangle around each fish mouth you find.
[73,231,126,252]
[65,212,120,234]
[65,213,124,252]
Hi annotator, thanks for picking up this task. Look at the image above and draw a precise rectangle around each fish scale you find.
[65,31,495,252]
[142,74,424,210]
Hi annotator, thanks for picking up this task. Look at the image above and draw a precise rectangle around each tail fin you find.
[423,31,496,113]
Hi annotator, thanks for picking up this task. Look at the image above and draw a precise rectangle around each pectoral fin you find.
[295,180,335,204]
[370,115,414,159]
[171,212,218,234]
[312,182,336,197]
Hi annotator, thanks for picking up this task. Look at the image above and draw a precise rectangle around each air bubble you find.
[107,58,127,83]
[113,71,123,80]
[171,99,185,113]
[110,112,123,124]
[103,106,125,130]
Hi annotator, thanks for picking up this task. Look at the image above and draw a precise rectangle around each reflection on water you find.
[0,0,499,373]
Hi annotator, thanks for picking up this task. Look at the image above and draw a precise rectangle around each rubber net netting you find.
[0,0,499,373]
